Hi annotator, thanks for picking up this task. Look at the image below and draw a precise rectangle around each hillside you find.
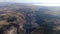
[0,2,60,34]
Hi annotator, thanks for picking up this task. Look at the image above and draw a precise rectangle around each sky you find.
[0,0,60,6]
[0,0,40,3]
[0,0,60,3]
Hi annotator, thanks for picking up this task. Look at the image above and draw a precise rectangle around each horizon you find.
[0,0,60,6]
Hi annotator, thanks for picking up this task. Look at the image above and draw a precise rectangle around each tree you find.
[43,22,54,34]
